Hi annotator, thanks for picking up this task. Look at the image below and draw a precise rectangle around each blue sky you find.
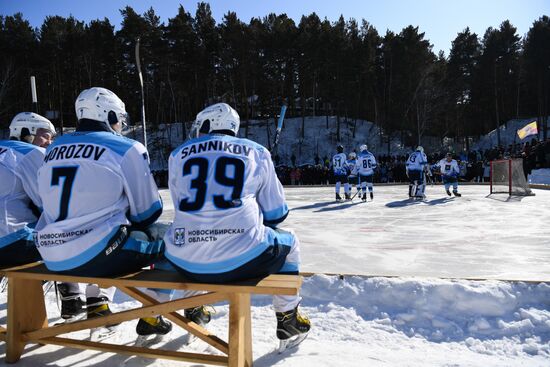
[1,0,548,54]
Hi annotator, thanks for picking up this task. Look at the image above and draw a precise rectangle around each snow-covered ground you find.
[1,185,549,366]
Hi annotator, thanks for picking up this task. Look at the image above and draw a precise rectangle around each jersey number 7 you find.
[51,166,78,222]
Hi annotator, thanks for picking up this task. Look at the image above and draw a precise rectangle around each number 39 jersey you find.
[35,132,162,271]
[164,134,289,274]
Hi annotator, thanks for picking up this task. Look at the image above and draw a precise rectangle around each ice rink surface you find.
[160,184,550,281]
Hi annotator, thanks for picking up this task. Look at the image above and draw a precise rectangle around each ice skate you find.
[335,193,342,202]
[183,306,212,343]
[57,283,87,323]
[370,192,373,200]
[362,193,367,202]
[344,193,351,201]
[446,189,451,196]
[453,191,461,197]
[87,297,119,341]
[276,306,311,353]
[135,316,173,347]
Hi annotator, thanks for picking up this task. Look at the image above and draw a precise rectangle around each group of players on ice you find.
[331,144,462,202]
[0,87,310,353]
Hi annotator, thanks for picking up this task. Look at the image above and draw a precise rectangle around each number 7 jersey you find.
[35,131,162,271]
[164,134,289,274]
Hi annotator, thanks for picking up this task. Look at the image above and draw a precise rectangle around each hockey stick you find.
[135,38,147,148]
[350,189,361,200]
[271,104,287,154]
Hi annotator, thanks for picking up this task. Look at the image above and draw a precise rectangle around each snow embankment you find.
[1,274,549,366]
[529,168,550,186]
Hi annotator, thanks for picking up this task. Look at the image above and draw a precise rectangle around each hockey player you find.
[353,145,377,202]
[346,152,361,198]
[406,146,428,198]
[164,103,311,352]
[332,144,350,201]
[438,152,461,197]
[35,87,171,340]
[0,112,55,267]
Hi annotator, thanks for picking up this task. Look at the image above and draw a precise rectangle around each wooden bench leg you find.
[228,293,252,367]
[6,278,47,363]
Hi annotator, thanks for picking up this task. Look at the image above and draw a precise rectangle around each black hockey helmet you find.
[337,144,344,153]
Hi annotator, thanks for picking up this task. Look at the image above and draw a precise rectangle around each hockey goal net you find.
[490,159,533,196]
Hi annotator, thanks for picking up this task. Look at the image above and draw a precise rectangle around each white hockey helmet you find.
[190,103,240,138]
[75,87,128,132]
[416,146,424,153]
[348,152,357,160]
[9,112,56,140]
[360,144,368,152]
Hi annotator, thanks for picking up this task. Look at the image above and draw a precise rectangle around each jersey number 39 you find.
[179,157,244,212]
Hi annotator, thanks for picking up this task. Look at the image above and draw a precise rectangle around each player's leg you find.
[359,175,367,201]
[268,230,311,348]
[443,177,452,196]
[335,180,342,201]
[452,179,461,197]
[56,282,87,321]
[366,175,374,200]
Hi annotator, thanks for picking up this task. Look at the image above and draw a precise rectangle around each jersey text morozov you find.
[35,132,162,271]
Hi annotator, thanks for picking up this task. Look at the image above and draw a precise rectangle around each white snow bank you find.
[1,274,549,366]
[529,168,550,185]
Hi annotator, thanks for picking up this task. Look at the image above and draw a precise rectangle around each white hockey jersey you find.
[438,159,460,177]
[354,151,377,176]
[346,159,357,176]
[332,153,348,175]
[406,151,428,171]
[164,134,289,274]
[0,140,44,248]
[35,131,162,271]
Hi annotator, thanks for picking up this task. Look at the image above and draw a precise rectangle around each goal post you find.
[490,158,533,196]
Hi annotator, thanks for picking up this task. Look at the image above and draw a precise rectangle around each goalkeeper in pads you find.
[438,152,461,197]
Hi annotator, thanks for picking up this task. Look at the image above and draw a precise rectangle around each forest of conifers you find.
[0,3,548,143]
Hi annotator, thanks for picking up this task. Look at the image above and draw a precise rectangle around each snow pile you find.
[1,274,549,366]
[529,168,550,185]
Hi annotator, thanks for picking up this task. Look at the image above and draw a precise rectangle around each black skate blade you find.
[277,333,308,354]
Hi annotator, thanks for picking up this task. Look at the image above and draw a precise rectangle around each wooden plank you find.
[6,266,301,295]
[40,336,228,366]
[24,292,227,342]
[6,278,48,363]
[119,286,229,355]
[228,293,253,367]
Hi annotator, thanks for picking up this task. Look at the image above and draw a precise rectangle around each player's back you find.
[35,131,157,270]
[346,159,356,174]
[165,134,288,273]
[332,153,347,175]
[0,140,43,239]
[406,151,427,171]
[356,151,377,176]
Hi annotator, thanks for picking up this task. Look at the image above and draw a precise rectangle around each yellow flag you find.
[517,121,538,140]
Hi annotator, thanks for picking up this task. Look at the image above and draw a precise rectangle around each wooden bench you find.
[0,263,43,343]
[3,264,302,366]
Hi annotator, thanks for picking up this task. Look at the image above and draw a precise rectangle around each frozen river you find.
[160,184,550,281]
